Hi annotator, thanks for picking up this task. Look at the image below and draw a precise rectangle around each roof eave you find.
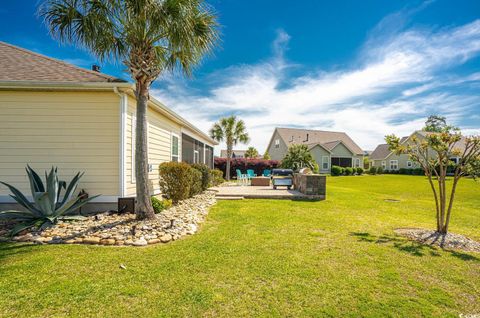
[0,81,133,90]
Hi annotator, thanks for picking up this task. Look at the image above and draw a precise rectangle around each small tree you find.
[386,119,480,234]
[281,144,316,171]
[244,147,259,159]
[263,151,271,160]
[210,116,249,180]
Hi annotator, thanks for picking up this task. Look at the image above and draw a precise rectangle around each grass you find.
[0,175,479,317]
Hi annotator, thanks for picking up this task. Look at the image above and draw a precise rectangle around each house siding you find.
[0,90,120,198]
[310,145,331,173]
[267,130,289,161]
[125,96,182,197]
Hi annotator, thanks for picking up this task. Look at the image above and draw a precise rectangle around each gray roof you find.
[0,41,125,83]
[276,127,364,155]
[220,150,247,158]
[369,144,390,160]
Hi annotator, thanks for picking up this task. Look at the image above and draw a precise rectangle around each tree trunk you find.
[134,81,155,219]
[226,144,232,181]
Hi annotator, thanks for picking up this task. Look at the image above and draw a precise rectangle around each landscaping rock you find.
[0,191,216,248]
[395,228,480,253]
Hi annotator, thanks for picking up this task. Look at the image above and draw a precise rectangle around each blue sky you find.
[1,0,480,152]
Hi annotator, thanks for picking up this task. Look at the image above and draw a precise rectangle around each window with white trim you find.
[171,134,179,162]
[355,158,360,167]
[275,139,280,148]
[390,160,398,170]
[322,156,329,170]
[406,160,413,168]
[382,161,386,169]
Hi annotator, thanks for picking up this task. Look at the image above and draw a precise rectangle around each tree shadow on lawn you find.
[0,243,43,267]
[350,232,479,262]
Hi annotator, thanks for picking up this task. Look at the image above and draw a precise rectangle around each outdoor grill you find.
[271,168,294,190]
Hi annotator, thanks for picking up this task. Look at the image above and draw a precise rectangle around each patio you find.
[209,184,325,200]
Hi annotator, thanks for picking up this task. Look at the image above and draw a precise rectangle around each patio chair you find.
[262,169,271,177]
[236,169,247,185]
[246,169,257,180]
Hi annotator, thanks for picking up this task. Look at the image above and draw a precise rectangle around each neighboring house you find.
[0,41,216,211]
[370,131,464,171]
[219,149,247,158]
[266,127,364,173]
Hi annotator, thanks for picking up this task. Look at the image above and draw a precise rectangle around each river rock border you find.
[0,191,217,247]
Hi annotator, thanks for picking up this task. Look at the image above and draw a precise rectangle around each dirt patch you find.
[394,228,480,253]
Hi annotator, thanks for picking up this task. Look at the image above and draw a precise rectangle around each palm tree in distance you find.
[40,0,219,219]
[210,116,249,180]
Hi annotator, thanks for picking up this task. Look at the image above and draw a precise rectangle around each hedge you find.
[159,162,193,203]
[214,158,280,179]
[331,165,343,176]
[191,163,210,191]
[209,169,224,186]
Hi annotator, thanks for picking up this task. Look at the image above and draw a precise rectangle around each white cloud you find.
[152,20,480,153]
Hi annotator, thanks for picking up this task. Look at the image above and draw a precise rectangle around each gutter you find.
[113,87,129,197]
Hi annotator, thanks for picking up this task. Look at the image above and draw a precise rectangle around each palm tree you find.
[244,147,259,159]
[210,116,249,180]
[40,0,218,219]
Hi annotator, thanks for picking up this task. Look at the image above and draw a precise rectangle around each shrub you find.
[159,162,192,203]
[356,167,364,175]
[209,169,224,186]
[189,168,203,197]
[331,165,343,176]
[377,167,384,174]
[414,168,425,175]
[0,166,96,236]
[191,163,210,191]
[214,158,280,179]
[344,167,354,176]
[369,166,377,175]
[399,168,408,175]
[281,144,316,172]
[151,196,172,214]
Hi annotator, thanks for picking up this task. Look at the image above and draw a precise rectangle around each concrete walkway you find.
[209,185,325,201]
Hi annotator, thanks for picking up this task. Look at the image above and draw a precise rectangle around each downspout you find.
[114,87,128,197]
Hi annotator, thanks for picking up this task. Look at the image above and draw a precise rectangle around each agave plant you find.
[0,166,99,235]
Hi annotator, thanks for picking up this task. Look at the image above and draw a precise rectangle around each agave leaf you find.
[26,165,45,193]
[59,215,86,221]
[57,194,100,216]
[60,172,83,206]
[46,167,59,212]
[57,180,67,205]
[33,192,53,216]
[9,220,38,237]
[0,181,41,215]
[0,210,36,221]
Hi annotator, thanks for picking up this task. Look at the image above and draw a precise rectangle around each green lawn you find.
[0,175,479,317]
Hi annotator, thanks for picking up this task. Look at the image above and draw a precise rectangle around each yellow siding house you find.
[0,41,216,211]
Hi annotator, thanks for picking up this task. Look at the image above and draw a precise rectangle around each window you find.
[355,158,360,167]
[275,139,280,148]
[322,156,329,170]
[406,160,413,168]
[382,161,386,169]
[390,160,398,170]
[171,134,179,162]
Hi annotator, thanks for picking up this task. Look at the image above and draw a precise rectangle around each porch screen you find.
[331,157,352,167]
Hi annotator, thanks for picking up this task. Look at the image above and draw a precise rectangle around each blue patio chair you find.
[263,169,271,177]
[236,169,247,184]
[246,169,257,179]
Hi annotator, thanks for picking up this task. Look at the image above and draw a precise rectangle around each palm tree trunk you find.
[135,81,155,219]
[226,145,232,181]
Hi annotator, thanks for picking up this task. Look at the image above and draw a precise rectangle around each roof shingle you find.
[276,127,364,155]
[0,41,125,83]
